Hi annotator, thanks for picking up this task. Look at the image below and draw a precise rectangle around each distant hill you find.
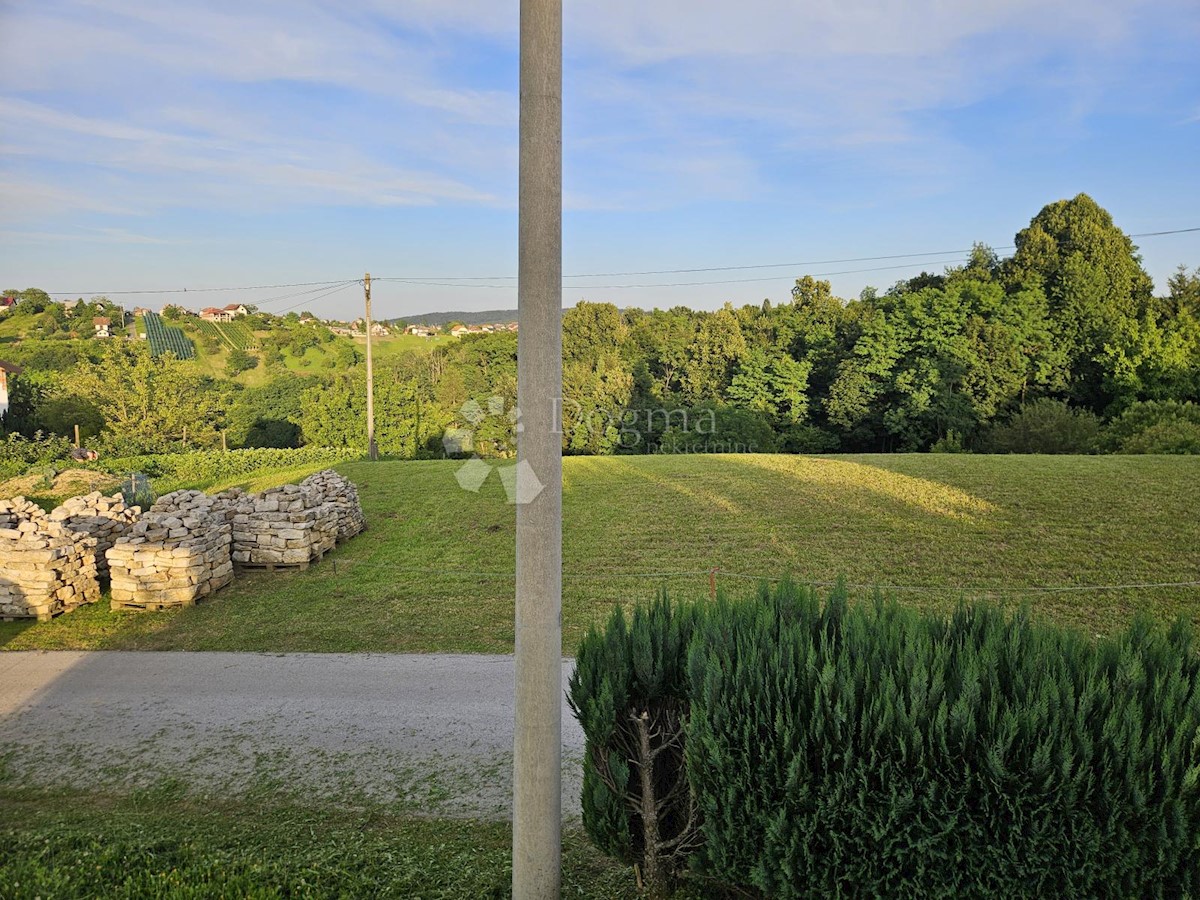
[386,309,518,328]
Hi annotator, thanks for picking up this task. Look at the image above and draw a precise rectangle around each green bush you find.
[95,446,354,488]
[0,430,73,478]
[988,398,1100,453]
[568,596,702,897]
[685,583,1200,898]
[1103,400,1200,454]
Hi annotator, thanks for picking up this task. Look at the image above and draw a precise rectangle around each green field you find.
[355,332,456,357]
[3,454,1197,653]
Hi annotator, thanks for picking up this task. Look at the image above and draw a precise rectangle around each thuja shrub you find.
[686,582,1200,898]
[568,595,703,897]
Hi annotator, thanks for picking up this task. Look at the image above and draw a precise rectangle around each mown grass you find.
[2,454,1198,652]
[0,784,639,899]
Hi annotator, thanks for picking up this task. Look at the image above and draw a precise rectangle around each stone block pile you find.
[48,491,141,579]
[225,484,338,569]
[0,496,100,620]
[106,489,234,610]
[301,469,365,542]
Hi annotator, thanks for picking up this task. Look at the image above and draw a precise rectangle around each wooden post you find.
[513,0,563,896]
[364,273,378,461]
[222,430,227,452]
[182,425,188,450]
[74,424,80,449]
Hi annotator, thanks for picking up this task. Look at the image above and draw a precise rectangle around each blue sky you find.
[1,0,1198,321]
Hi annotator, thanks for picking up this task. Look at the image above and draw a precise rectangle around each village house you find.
[370,322,390,337]
[93,316,113,338]
[200,307,234,323]
[449,325,469,337]
[223,304,250,317]
[405,325,435,337]
[0,360,20,420]
[0,296,16,311]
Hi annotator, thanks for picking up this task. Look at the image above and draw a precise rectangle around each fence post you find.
[709,566,719,601]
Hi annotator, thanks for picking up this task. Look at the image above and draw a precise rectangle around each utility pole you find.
[513,0,562,896]
[364,272,378,461]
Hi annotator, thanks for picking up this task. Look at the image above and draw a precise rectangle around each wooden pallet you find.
[1,609,64,624]
[235,549,324,573]
[110,597,197,612]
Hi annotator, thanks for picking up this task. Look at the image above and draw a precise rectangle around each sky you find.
[1,0,1198,322]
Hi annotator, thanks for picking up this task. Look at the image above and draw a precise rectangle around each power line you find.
[380,257,976,290]
[372,226,1200,282]
[33,225,1200,298]
[45,278,354,297]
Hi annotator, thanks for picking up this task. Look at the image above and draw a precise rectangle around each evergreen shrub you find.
[572,583,1200,897]
[686,583,1200,897]
[568,596,702,896]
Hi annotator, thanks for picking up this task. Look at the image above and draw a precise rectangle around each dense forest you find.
[3,194,1199,465]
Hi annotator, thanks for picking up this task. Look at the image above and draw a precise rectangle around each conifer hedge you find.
[570,582,1200,897]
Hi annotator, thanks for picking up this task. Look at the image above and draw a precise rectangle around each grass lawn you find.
[355,332,456,357]
[0,785,639,899]
[2,454,1198,653]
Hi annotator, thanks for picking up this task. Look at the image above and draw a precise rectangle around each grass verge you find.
[0,785,638,899]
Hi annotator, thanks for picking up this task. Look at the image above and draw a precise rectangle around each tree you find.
[726,349,811,425]
[681,306,746,402]
[37,396,105,443]
[1004,194,1154,409]
[70,343,229,450]
[224,349,259,377]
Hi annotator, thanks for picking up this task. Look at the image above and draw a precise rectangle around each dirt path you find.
[0,651,584,818]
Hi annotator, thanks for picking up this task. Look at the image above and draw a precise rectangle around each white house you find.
[0,361,19,420]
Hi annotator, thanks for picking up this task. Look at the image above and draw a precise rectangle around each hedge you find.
[571,583,1200,897]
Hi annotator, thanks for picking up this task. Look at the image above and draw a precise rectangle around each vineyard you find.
[219,320,259,350]
[198,319,258,350]
[143,312,195,359]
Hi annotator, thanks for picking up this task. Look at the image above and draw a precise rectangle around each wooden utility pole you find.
[364,272,378,461]
[513,0,563,896]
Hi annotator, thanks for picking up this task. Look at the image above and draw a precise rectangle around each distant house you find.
[223,304,250,317]
[449,325,469,337]
[93,316,113,338]
[329,326,355,337]
[200,307,234,323]
[0,360,20,420]
[506,322,518,332]
[369,323,390,337]
[0,296,15,310]
[405,325,435,337]
[132,306,153,316]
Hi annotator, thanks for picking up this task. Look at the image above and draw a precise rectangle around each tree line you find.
[3,194,1198,460]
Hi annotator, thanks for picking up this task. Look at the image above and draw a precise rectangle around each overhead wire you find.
[34,225,1199,298]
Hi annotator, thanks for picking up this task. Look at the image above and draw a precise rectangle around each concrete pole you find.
[513,0,562,896]
[364,273,378,461]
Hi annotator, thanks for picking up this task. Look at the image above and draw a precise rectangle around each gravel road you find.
[0,651,584,818]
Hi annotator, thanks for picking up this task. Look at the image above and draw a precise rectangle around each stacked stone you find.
[48,491,141,579]
[106,489,233,610]
[0,497,100,620]
[301,470,365,541]
[227,484,338,568]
